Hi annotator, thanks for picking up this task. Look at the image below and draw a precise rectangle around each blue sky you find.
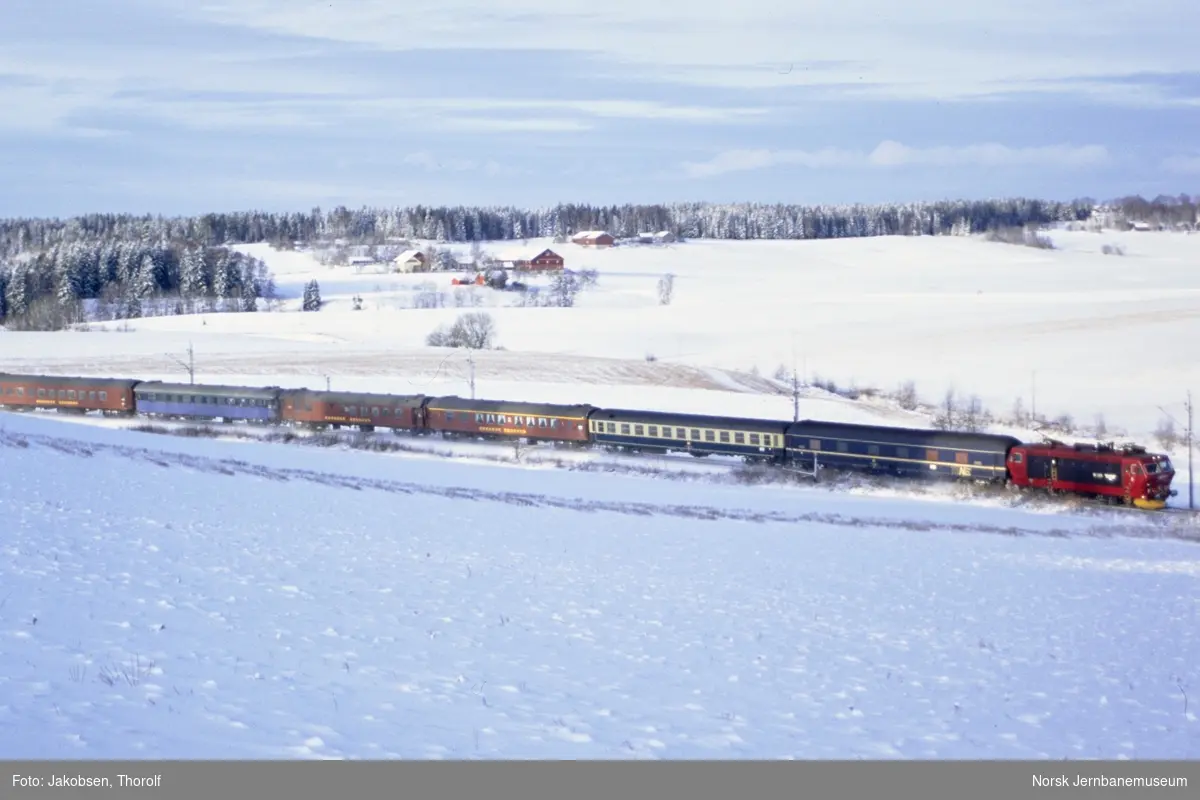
[2,0,1199,217]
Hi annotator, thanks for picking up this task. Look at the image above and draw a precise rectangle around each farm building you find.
[634,230,676,244]
[392,249,428,273]
[570,231,615,247]
[499,248,565,271]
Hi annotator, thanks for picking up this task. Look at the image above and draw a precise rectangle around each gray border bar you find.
[3,760,1197,800]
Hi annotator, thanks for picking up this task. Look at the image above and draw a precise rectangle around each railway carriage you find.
[0,372,139,415]
[588,407,790,462]
[133,381,283,423]
[785,420,1020,482]
[424,396,594,443]
[1007,440,1177,509]
[280,389,428,433]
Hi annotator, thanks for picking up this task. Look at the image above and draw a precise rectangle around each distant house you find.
[347,256,376,268]
[392,249,428,273]
[500,247,565,271]
[634,230,676,245]
[570,230,616,248]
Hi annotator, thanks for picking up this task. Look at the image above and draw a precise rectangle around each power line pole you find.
[1031,370,1036,423]
[167,341,195,384]
[1187,389,1194,511]
[790,334,800,422]
[467,353,476,400]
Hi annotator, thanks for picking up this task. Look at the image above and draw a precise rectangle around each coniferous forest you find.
[0,194,1195,330]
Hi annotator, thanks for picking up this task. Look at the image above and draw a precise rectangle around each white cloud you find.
[162,0,1200,103]
[866,141,1110,168]
[682,147,858,177]
[401,152,519,175]
[682,141,1111,177]
[1162,155,1200,174]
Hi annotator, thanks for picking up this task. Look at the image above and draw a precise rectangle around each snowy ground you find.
[1,411,1199,759]
[2,226,1198,445]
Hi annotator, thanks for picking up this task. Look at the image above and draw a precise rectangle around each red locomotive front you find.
[1007,440,1176,509]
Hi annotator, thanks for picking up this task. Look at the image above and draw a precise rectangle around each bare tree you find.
[1155,415,1180,449]
[1093,413,1108,438]
[1011,396,1027,425]
[896,380,918,410]
[960,394,985,432]
[933,388,957,430]
[549,271,581,307]
[427,311,497,350]
[657,273,675,305]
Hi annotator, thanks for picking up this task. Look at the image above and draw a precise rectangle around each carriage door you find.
[1049,458,1058,483]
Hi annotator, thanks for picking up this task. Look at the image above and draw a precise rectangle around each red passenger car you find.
[279,389,428,432]
[1007,440,1176,509]
[424,396,594,443]
[0,372,138,415]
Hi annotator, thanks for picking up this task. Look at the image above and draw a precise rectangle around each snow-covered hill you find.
[2,227,1197,446]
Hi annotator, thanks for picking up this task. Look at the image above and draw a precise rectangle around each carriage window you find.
[100,391,107,401]
[868,445,880,456]
[621,424,630,434]
[635,425,644,435]
[955,451,969,464]
[897,447,908,458]
[676,427,686,438]
[926,449,938,461]
[809,438,820,450]
[17,387,24,396]
[705,430,714,441]
[750,434,760,445]
[648,426,657,436]
[719,432,730,443]
[608,422,617,433]
[58,390,66,399]
[837,441,849,452]
[690,429,699,440]
[37,388,45,397]
[1012,452,1023,463]
[734,433,744,444]
[68,390,77,400]
[372,407,380,416]
[550,419,557,428]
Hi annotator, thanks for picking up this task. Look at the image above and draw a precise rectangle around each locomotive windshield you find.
[1144,459,1173,474]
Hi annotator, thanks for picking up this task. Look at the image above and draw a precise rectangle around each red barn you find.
[504,248,564,271]
[570,230,615,247]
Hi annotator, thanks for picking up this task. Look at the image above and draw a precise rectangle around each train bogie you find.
[0,373,138,415]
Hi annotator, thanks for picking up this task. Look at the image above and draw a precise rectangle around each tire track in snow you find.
[5,427,1196,544]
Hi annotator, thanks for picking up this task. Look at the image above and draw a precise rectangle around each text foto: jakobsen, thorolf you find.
[13,773,163,788]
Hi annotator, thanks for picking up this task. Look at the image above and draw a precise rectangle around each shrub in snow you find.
[426,311,497,349]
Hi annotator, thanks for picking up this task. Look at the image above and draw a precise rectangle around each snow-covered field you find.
[2,227,1198,444]
[2,411,1199,759]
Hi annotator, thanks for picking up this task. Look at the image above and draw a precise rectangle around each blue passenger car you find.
[784,420,1020,481]
[133,381,283,423]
